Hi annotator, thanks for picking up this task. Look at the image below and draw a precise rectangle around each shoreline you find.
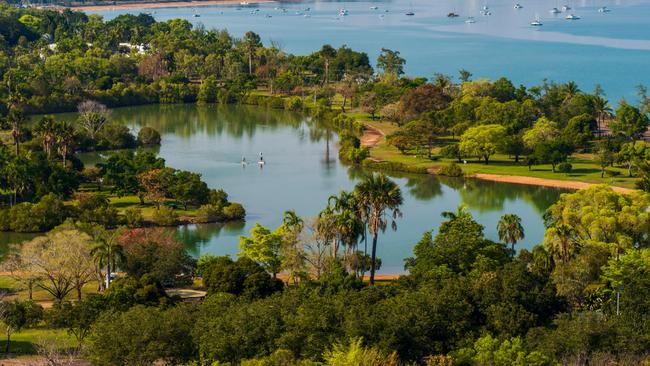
[471,173,635,194]
[58,0,274,12]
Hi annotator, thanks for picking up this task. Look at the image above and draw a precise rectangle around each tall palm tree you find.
[34,116,58,158]
[319,44,337,85]
[91,230,125,290]
[497,214,525,256]
[544,224,579,263]
[354,174,403,285]
[562,81,580,102]
[55,121,75,167]
[7,110,25,155]
[592,95,612,137]
[282,210,304,233]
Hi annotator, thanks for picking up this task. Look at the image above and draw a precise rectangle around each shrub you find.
[265,96,285,109]
[361,160,428,174]
[440,144,463,162]
[195,204,224,224]
[438,163,464,177]
[604,169,621,177]
[151,206,178,226]
[137,127,161,146]
[223,203,246,220]
[124,207,144,228]
[96,123,137,150]
[556,162,573,173]
[0,209,10,231]
[208,189,229,207]
[284,96,303,111]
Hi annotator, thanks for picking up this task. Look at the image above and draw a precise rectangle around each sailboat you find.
[598,6,610,13]
[406,2,415,16]
[514,3,523,9]
[530,15,543,26]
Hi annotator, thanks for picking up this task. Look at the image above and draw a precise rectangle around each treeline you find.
[5,178,650,365]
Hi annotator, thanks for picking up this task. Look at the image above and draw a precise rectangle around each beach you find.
[60,0,274,12]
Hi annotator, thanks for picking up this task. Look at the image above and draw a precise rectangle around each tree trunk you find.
[369,233,378,285]
[341,95,347,112]
[106,262,111,289]
[76,285,82,301]
[5,331,10,354]
[138,193,145,205]
[248,53,253,74]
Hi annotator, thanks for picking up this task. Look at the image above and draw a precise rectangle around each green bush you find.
[223,203,246,220]
[124,207,144,228]
[208,189,229,207]
[137,127,161,146]
[0,209,10,231]
[604,169,621,177]
[265,96,285,109]
[195,204,225,224]
[438,163,464,177]
[151,206,178,226]
[556,162,573,173]
[361,160,428,174]
[284,96,303,111]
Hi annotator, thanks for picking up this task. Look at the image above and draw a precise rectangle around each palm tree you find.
[562,81,580,102]
[592,95,612,137]
[55,121,75,167]
[497,214,525,256]
[7,110,25,155]
[544,224,579,263]
[319,44,337,85]
[282,210,304,233]
[241,31,261,75]
[34,116,58,158]
[441,204,471,221]
[91,230,126,291]
[354,174,403,285]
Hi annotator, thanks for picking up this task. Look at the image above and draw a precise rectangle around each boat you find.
[465,16,476,23]
[304,7,310,11]
[561,5,571,11]
[239,1,249,5]
[370,6,379,10]
[597,6,610,13]
[530,16,543,26]
[193,13,200,17]
[338,8,349,16]
[266,14,272,18]
[482,5,489,10]
[406,11,415,16]
[549,7,561,14]
[514,3,523,9]
[480,10,492,15]
[564,13,580,19]
[447,12,460,17]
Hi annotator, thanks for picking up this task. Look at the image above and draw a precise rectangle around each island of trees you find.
[0,4,649,366]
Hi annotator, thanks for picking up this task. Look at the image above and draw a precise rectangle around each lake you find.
[90,0,650,103]
[11,104,565,274]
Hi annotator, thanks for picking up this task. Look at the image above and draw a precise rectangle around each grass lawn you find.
[4,327,77,355]
[0,275,101,305]
[107,195,200,220]
[359,118,638,189]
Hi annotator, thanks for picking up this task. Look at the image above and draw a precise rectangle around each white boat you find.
[549,7,561,14]
[597,6,610,13]
[480,10,492,15]
[565,13,580,19]
[530,18,543,26]
[482,5,489,10]
[514,3,523,9]
[465,16,476,23]
[338,8,349,16]
[562,5,571,11]
[239,1,249,5]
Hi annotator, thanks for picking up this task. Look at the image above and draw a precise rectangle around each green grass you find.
[0,276,100,304]
[107,195,201,220]
[4,327,77,355]
[359,118,638,189]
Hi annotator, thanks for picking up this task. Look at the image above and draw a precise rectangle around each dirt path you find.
[473,173,635,194]
[62,0,274,11]
[360,126,384,148]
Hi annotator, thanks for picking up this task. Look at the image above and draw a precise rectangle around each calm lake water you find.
[9,104,565,274]
[91,0,650,103]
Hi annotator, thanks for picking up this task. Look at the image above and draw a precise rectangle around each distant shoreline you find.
[55,0,275,12]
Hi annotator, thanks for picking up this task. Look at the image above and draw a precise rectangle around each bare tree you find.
[77,101,111,139]
[35,336,84,366]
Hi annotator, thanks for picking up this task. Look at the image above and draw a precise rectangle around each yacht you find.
[549,7,561,14]
[465,16,476,23]
[530,16,543,26]
[597,6,610,13]
[564,13,580,19]
[561,5,571,11]
[514,3,523,9]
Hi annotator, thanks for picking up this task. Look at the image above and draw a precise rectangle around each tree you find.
[595,141,615,178]
[55,121,75,168]
[138,168,174,208]
[47,295,106,345]
[459,68,472,83]
[592,95,612,136]
[90,228,126,290]
[611,102,649,140]
[497,214,525,256]
[34,116,58,158]
[98,150,165,204]
[137,126,161,146]
[522,117,560,150]
[239,223,284,278]
[18,229,95,301]
[459,124,507,164]
[77,100,110,139]
[617,140,649,177]
[319,44,337,84]
[354,174,403,284]
[360,92,380,120]
[202,256,282,298]
[168,170,209,210]
[242,31,262,75]
[7,109,25,155]
[0,300,42,354]
[376,48,405,79]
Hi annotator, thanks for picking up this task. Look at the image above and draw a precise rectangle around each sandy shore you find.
[66,0,274,12]
[473,173,635,194]
[360,126,384,148]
